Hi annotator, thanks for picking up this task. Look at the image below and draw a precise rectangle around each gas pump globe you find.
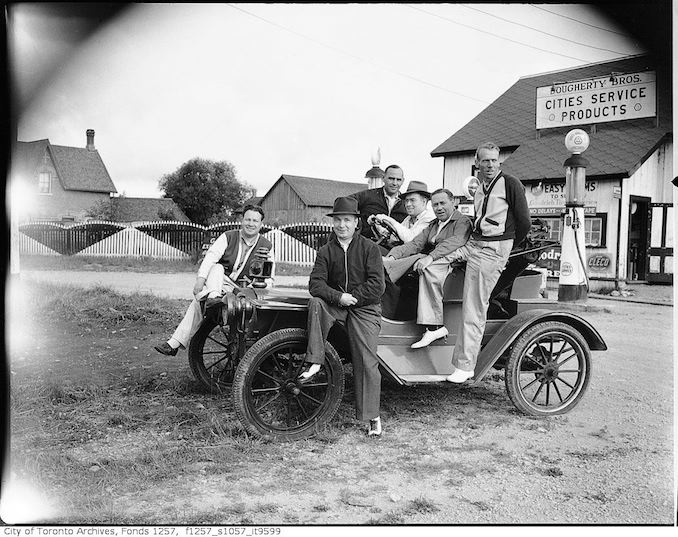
[564,129,589,205]
[558,129,590,302]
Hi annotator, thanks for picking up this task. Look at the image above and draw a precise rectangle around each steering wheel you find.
[370,218,403,249]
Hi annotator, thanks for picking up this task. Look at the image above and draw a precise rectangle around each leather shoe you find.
[153,342,178,356]
[445,368,474,383]
[411,326,448,349]
[367,417,382,437]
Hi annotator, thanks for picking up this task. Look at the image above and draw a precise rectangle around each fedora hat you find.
[327,196,360,216]
[399,180,431,199]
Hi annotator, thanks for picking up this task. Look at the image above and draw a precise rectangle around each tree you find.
[158,158,255,225]
[157,206,176,221]
[86,197,121,221]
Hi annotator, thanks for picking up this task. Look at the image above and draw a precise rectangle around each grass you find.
[20,254,313,276]
[8,280,634,524]
[16,281,187,329]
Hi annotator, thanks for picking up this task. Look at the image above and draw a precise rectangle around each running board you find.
[399,374,464,384]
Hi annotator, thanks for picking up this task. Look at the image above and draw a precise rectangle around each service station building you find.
[432,54,673,290]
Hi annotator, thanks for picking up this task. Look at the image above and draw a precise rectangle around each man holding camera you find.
[154,205,274,356]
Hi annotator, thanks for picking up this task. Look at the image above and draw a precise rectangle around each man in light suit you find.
[383,189,471,348]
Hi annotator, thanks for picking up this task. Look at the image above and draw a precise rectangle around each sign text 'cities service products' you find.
[536,71,656,129]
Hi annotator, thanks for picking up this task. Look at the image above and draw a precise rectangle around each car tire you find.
[232,328,344,441]
[505,321,591,416]
[188,318,237,394]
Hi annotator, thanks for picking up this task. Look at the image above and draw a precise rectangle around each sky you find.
[9,3,648,199]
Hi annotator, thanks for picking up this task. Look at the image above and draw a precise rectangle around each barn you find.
[259,174,367,225]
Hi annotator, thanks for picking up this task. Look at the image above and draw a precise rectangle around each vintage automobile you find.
[187,223,606,441]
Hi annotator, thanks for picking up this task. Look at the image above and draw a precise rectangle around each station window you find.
[38,172,52,194]
[535,215,606,247]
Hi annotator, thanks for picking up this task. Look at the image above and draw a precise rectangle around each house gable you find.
[49,144,117,193]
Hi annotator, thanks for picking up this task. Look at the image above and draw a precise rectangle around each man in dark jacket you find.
[304,196,386,437]
[349,164,408,240]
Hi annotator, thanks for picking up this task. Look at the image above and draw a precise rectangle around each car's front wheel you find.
[232,328,344,441]
[188,318,237,394]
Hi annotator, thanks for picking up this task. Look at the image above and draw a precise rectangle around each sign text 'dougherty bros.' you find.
[536,71,656,129]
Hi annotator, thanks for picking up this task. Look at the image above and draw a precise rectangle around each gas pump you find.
[558,129,590,301]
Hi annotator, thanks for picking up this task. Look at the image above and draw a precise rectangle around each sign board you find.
[587,253,612,272]
[536,71,656,129]
[526,180,597,210]
[530,206,597,216]
[612,186,622,199]
[533,245,562,278]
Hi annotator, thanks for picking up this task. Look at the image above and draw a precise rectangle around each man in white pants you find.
[154,205,274,356]
[383,189,471,348]
[445,142,531,383]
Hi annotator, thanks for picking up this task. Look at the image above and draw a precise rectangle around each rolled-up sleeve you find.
[198,233,228,279]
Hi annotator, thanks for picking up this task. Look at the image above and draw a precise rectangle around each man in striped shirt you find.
[445,142,531,383]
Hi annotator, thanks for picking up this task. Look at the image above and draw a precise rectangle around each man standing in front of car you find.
[445,142,531,383]
[303,196,386,437]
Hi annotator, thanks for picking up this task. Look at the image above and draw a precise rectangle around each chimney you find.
[86,129,95,151]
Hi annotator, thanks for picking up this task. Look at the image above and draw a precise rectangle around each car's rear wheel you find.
[188,318,237,394]
[232,328,344,441]
[505,321,591,416]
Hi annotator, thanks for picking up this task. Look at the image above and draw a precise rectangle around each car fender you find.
[471,308,607,386]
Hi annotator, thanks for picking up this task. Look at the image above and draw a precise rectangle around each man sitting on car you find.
[383,189,471,348]
[153,205,274,356]
[302,196,386,437]
[375,181,435,319]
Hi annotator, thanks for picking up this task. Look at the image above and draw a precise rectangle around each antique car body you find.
[188,238,606,440]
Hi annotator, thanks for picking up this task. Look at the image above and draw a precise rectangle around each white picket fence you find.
[18,220,330,266]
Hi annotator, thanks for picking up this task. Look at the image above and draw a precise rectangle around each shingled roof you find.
[49,144,117,193]
[265,175,367,207]
[14,136,117,194]
[430,54,672,181]
[12,139,50,179]
[113,197,190,222]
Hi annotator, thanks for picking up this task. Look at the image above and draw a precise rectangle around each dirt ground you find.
[5,278,675,525]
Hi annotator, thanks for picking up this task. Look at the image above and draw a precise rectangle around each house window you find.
[536,215,606,247]
[38,172,52,194]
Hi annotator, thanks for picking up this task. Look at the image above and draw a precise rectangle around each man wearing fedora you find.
[349,164,408,240]
[372,180,435,244]
[374,181,435,319]
[303,196,386,437]
[383,189,471,348]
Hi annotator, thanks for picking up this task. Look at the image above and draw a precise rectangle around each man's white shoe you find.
[445,368,474,383]
[299,363,321,381]
[411,327,448,349]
